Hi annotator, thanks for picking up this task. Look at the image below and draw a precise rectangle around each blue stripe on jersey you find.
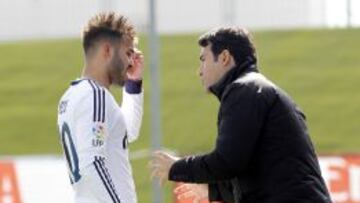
[88,80,97,122]
[71,79,86,86]
[98,157,119,201]
[96,85,101,122]
[89,80,105,122]
[99,157,121,203]
[94,157,121,203]
[94,161,118,203]
[102,89,105,122]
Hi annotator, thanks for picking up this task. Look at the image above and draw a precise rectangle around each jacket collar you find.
[209,60,258,100]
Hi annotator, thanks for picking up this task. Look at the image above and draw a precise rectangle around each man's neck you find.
[82,64,110,89]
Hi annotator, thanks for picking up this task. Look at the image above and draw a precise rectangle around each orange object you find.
[0,161,22,203]
[320,155,360,203]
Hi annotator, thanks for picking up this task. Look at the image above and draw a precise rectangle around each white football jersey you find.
[57,78,143,203]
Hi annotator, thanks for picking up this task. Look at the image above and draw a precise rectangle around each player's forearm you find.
[121,80,144,142]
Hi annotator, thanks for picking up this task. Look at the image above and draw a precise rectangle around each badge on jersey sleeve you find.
[92,123,105,147]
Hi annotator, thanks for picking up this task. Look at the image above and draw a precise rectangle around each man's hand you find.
[149,151,179,186]
[174,183,209,203]
[127,48,144,80]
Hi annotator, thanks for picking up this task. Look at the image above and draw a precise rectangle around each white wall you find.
[0,0,148,41]
[235,0,327,29]
[156,0,222,33]
[0,0,358,41]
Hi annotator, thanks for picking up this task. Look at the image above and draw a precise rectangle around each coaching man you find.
[150,27,332,203]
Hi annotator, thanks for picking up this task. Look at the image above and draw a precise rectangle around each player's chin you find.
[110,77,125,87]
[117,80,126,87]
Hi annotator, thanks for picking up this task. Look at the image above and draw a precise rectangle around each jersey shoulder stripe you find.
[87,80,106,123]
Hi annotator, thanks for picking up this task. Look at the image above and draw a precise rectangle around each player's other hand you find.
[149,150,179,186]
[127,48,144,80]
[174,183,209,203]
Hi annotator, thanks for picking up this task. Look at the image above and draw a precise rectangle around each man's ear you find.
[219,49,231,66]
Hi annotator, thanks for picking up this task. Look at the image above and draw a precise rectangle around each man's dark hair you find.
[82,12,137,54]
[198,27,257,66]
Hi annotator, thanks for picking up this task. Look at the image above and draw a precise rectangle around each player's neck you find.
[82,64,110,89]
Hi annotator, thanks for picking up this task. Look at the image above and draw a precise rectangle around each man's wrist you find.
[125,79,142,94]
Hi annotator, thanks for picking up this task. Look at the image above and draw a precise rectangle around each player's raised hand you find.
[127,48,144,80]
[149,150,179,186]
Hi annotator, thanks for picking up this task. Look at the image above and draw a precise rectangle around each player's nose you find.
[127,57,134,69]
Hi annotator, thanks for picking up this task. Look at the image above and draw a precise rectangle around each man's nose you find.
[198,67,202,77]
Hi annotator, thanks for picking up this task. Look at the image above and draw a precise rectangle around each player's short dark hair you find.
[198,27,257,66]
[82,12,137,54]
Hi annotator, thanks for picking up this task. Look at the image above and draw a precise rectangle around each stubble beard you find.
[109,52,127,87]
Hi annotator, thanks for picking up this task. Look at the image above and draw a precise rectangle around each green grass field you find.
[0,28,359,202]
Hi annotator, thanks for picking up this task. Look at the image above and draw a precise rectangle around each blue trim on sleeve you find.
[125,80,142,94]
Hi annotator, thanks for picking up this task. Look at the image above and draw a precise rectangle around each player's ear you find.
[102,42,113,59]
